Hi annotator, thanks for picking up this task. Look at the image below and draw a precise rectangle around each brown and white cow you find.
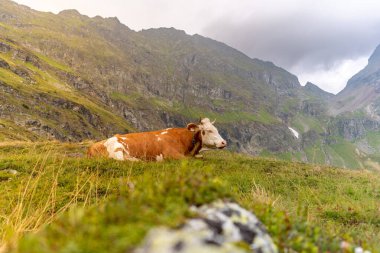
[87,118,227,161]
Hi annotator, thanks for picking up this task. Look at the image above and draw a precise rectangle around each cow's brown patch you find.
[113,128,200,160]
[87,140,107,158]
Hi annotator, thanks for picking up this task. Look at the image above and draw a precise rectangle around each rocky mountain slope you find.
[332,45,380,119]
[290,46,380,170]
[0,0,379,169]
[0,0,302,151]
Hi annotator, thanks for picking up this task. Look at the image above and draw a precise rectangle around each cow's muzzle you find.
[217,140,227,149]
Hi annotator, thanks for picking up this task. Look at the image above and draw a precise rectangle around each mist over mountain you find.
[0,0,379,169]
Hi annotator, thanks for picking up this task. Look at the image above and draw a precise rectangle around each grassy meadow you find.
[0,141,379,252]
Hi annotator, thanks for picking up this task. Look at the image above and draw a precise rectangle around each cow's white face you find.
[188,118,227,149]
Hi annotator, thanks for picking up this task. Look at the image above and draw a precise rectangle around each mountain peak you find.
[343,43,380,93]
[58,9,81,16]
[303,82,334,99]
[368,44,380,65]
[304,81,317,88]
[333,43,380,115]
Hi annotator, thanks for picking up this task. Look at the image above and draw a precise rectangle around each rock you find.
[135,227,247,253]
[12,49,41,68]
[135,200,278,253]
[25,120,41,127]
[0,58,10,69]
[301,130,320,148]
[302,100,326,117]
[0,42,11,53]
[12,67,32,81]
[224,122,299,155]
[327,118,380,141]
[5,169,18,175]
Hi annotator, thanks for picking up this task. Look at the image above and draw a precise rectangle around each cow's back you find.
[116,130,176,160]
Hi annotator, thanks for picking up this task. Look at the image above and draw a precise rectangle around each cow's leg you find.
[121,148,141,162]
[164,151,186,160]
[125,156,141,162]
[113,148,125,161]
[155,154,164,162]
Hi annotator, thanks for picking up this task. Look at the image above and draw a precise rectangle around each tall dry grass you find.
[0,142,106,252]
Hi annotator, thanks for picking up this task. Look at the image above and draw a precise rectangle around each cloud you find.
[296,57,368,94]
[201,0,380,92]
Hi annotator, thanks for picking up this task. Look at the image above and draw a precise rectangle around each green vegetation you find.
[0,45,133,141]
[34,52,73,73]
[173,103,278,124]
[304,143,326,165]
[111,89,278,125]
[330,139,363,169]
[0,120,39,141]
[273,140,372,170]
[0,142,379,252]
[0,67,24,89]
[366,131,380,151]
[291,114,325,134]
[110,92,144,106]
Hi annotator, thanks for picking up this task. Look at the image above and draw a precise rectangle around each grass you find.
[0,120,39,142]
[330,141,362,169]
[366,131,380,152]
[0,47,133,138]
[0,142,379,252]
[304,143,326,165]
[173,103,278,124]
[291,114,325,134]
[110,92,143,106]
[34,52,73,73]
[0,68,25,89]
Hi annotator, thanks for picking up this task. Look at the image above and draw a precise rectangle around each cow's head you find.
[187,118,227,149]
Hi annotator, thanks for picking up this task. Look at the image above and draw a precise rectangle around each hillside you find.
[302,45,380,170]
[333,44,380,117]
[0,142,379,252]
[0,0,303,153]
[0,0,379,170]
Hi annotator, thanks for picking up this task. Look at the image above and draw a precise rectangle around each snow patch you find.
[288,127,299,139]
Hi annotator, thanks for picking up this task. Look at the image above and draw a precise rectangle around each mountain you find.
[303,82,334,100]
[0,0,379,170]
[0,0,302,153]
[331,45,380,119]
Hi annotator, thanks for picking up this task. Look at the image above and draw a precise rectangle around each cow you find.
[87,118,227,161]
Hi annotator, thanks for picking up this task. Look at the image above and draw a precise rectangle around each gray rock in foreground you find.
[135,200,278,253]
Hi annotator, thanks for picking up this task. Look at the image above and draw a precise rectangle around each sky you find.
[14,0,380,94]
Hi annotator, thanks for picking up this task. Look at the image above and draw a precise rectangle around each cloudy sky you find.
[15,0,380,94]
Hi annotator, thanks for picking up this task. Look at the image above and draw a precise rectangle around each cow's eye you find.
[208,130,213,133]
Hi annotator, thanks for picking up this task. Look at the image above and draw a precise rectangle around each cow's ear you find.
[187,123,198,132]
